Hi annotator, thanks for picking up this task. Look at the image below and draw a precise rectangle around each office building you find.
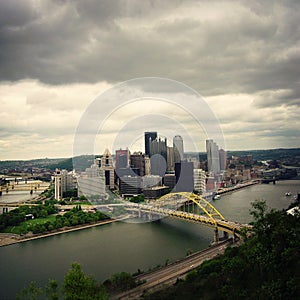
[77,165,105,200]
[173,135,184,164]
[163,174,176,190]
[167,146,174,171]
[175,161,194,192]
[219,148,227,171]
[119,176,142,197]
[145,156,151,175]
[54,169,76,200]
[206,176,216,190]
[144,132,157,156]
[115,148,130,170]
[194,169,206,194]
[206,139,220,174]
[130,152,146,176]
[143,186,169,199]
[149,136,167,176]
[97,149,114,189]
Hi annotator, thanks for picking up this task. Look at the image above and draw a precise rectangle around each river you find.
[0,180,50,204]
[0,180,299,299]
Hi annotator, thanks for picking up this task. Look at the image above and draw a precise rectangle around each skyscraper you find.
[174,160,194,192]
[219,148,227,171]
[130,152,146,176]
[206,139,220,174]
[115,148,130,170]
[144,132,157,156]
[149,136,167,176]
[98,149,114,189]
[167,146,174,171]
[173,135,184,164]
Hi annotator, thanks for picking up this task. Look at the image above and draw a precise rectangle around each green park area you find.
[0,202,109,235]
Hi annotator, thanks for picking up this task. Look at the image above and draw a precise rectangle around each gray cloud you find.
[0,0,298,98]
[0,0,299,158]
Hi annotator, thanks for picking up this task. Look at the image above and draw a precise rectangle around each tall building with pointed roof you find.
[96,149,114,189]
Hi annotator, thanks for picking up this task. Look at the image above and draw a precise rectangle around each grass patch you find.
[2,215,57,234]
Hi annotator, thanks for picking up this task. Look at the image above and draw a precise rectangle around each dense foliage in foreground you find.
[144,201,300,299]
[16,263,136,300]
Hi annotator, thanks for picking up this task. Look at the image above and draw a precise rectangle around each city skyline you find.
[0,1,299,160]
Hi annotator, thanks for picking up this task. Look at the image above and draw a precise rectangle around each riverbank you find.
[216,180,260,195]
[0,215,129,247]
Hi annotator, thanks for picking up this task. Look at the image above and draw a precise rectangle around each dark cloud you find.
[0,0,299,102]
[0,0,37,28]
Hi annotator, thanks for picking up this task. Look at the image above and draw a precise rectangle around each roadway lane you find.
[114,239,232,300]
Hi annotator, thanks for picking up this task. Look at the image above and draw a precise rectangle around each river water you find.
[0,180,299,299]
[0,180,49,204]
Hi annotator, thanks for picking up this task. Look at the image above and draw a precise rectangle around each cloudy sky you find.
[0,0,299,160]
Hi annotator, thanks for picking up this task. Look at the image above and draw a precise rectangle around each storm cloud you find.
[0,0,299,159]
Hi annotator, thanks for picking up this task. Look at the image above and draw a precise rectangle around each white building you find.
[95,149,114,189]
[206,139,220,174]
[194,169,206,194]
[77,168,105,200]
[54,169,76,200]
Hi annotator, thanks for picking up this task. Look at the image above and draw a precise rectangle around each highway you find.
[114,239,233,300]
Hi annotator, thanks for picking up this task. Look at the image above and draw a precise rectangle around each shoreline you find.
[0,215,129,248]
[216,180,260,195]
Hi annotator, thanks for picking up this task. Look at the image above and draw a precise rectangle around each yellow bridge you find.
[0,181,49,194]
[125,192,252,242]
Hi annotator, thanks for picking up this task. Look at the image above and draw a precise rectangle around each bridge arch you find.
[156,192,225,226]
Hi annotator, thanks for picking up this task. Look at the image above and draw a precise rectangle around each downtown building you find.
[144,132,157,157]
[130,152,150,177]
[206,139,221,174]
[77,164,106,200]
[194,169,206,195]
[219,148,227,171]
[149,136,168,176]
[95,149,114,190]
[54,169,76,200]
[173,135,184,164]
[119,175,142,197]
[175,160,194,192]
[115,148,130,170]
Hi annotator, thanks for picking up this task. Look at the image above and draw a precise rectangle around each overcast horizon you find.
[0,1,299,160]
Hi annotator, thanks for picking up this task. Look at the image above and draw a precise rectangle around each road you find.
[114,239,233,300]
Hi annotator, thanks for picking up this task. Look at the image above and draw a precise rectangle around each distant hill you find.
[46,155,97,171]
[186,148,300,162]
[1,148,299,172]
[0,155,96,172]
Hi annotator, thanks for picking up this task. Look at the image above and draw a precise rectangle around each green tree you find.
[103,272,137,293]
[63,262,101,300]
[45,279,60,300]
[16,281,42,300]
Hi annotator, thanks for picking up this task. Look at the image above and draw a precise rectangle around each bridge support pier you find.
[213,227,219,243]
[148,212,153,221]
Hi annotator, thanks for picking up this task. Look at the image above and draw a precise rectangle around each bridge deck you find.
[125,203,251,234]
